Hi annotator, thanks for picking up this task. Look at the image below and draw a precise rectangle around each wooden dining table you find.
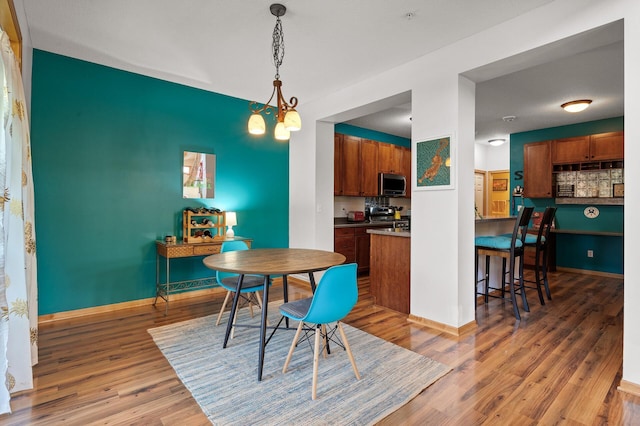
[203,248,346,381]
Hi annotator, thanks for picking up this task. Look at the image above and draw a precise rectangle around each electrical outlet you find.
[587,250,594,258]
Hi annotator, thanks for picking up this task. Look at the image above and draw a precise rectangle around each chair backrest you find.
[303,263,358,325]
[216,241,249,282]
[537,207,557,247]
[510,206,534,249]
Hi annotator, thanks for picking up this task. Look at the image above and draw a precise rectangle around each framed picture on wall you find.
[415,134,454,191]
[492,179,508,191]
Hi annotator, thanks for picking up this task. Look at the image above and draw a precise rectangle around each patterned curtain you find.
[0,29,38,414]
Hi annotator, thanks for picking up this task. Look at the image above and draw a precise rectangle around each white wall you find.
[290,0,640,388]
[475,142,510,172]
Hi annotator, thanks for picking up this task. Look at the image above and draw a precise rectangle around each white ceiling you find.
[19,1,623,144]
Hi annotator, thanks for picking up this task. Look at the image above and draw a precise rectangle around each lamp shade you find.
[283,109,301,131]
[225,211,237,227]
[248,113,266,135]
[561,99,592,113]
[274,121,290,141]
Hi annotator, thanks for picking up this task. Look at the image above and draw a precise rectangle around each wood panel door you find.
[590,131,624,160]
[360,139,379,196]
[334,133,343,195]
[552,136,590,163]
[524,141,552,198]
[341,135,361,196]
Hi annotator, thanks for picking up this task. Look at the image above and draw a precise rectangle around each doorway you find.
[488,170,509,217]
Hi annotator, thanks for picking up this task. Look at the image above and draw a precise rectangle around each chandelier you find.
[247,3,301,141]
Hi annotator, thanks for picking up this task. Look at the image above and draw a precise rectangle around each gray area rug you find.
[148,303,451,425]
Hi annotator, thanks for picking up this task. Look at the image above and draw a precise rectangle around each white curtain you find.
[0,29,38,414]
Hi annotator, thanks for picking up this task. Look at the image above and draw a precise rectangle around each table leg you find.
[164,255,170,315]
[308,272,317,293]
[223,274,244,348]
[258,274,271,381]
[282,275,289,328]
[154,253,160,306]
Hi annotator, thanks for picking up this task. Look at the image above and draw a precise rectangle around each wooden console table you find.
[154,238,251,314]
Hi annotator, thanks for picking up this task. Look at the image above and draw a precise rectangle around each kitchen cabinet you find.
[334,132,410,197]
[334,133,343,195]
[334,225,382,274]
[378,143,402,174]
[360,139,379,196]
[335,135,379,196]
[334,227,356,264]
[355,227,371,273]
[552,132,624,163]
[524,141,553,198]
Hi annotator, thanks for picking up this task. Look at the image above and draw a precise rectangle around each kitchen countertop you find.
[367,228,411,238]
[334,217,410,228]
[475,216,517,223]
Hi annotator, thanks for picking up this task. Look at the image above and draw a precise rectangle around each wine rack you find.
[182,208,226,243]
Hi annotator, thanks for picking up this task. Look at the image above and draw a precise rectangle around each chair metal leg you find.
[337,322,361,380]
[484,254,490,303]
[508,255,521,320]
[542,249,552,300]
[501,258,507,298]
[312,326,321,400]
[518,255,530,312]
[283,321,304,374]
[215,291,232,326]
[534,249,545,305]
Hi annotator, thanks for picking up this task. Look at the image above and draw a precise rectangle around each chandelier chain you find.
[272,16,285,79]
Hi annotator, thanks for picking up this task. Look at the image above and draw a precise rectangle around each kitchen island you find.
[367,228,410,314]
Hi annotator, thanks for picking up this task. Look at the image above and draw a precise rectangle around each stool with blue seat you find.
[475,206,534,320]
[523,207,557,304]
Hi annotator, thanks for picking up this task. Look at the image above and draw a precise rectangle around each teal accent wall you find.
[335,123,410,147]
[509,116,624,274]
[30,50,289,315]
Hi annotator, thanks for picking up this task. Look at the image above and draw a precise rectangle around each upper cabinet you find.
[524,141,553,198]
[378,143,402,174]
[334,133,410,197]
[335,135,379,196]
[552,132,624,164]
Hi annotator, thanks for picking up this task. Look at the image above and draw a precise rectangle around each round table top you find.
[202,248,346,276]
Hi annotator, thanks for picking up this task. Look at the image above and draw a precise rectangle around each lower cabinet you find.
[334,226,375,274]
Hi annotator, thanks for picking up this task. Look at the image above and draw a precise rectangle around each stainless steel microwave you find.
[379,173,406,197]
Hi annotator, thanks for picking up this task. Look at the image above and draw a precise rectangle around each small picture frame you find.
[613,183,624,197]
[492,179,508,191]
[415,134,454,191]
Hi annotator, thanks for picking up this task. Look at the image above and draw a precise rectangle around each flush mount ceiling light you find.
[247,3,301,141]
[561,99,592,113]
[488,138,506,147]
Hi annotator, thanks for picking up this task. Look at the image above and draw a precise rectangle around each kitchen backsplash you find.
[334,196,411,217]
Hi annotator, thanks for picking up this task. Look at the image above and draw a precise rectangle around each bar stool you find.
[475,207,534,320]
[523,207,557,304]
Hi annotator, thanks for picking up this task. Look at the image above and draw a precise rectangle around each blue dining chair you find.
[280,263,360,400]
[215,241,270,337]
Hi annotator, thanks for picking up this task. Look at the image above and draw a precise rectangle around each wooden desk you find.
[203,248,346,381]
[154,238,251,315]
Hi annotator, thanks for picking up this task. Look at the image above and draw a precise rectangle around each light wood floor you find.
[2,270,639,425]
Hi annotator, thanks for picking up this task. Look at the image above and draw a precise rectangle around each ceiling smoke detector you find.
[502,115,516,122]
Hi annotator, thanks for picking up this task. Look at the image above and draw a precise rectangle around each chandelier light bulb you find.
[248,113,266,135]
[283,109,301,131]
[274,121,290,141]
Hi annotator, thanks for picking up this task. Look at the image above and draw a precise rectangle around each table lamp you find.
[225,212,237,238]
